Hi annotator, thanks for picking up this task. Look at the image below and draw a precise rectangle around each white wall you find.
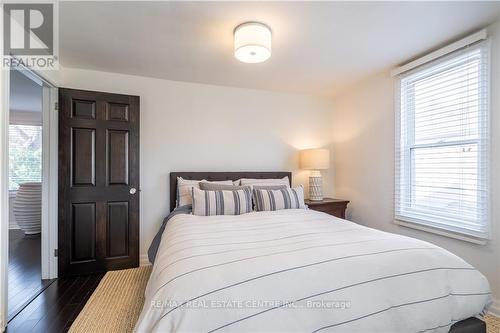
[332,22,500,314]
[60,68,335,263]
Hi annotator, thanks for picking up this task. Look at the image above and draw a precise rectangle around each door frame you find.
[0,65,58,329]
[0,64,9,332]
[41,78,59,280]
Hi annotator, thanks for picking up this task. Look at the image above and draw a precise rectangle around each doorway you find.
[6,68,58,322]
[8,69,48,319]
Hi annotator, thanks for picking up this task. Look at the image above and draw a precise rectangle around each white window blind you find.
[395,40,490,240]
[9,125,42,191]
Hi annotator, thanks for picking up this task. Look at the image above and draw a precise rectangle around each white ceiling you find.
[60,1,500,97]
[9,70,42,113]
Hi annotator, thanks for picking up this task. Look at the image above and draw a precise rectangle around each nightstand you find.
[305,198,349,219]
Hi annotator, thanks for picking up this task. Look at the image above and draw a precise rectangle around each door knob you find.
[129,188,137,194]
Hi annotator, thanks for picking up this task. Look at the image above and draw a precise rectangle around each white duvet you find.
[135,209,491,333]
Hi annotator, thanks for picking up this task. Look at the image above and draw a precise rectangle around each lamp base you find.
[309,172,323,201]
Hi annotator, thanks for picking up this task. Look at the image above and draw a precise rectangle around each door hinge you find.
[54,249,58,257]
[54,102,59,110]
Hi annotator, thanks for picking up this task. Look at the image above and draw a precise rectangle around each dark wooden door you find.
[58,88,139,276]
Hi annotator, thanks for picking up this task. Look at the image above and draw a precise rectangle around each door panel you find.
[59,88,139,276]
[107,103,129,121]
[71,203,96,262]
[107,202,129,258]
[72,99,96,119]
[72,128,95,186]
[107,130,129,185]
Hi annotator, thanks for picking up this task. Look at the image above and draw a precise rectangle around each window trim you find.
[394,219,487,245]
[394,36,491,243]
[391,29,487,76]
[8,124,43,191]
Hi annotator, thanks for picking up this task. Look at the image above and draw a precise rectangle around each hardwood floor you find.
[8,230,53,321]
[7,273,105,333]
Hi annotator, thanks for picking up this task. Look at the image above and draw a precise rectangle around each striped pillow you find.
[192,187,253,216]
[253,186,306,211]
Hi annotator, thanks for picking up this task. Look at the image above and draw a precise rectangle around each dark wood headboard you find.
[169,171,292,211]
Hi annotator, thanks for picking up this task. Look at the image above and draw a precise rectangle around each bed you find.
[135,172,491,333]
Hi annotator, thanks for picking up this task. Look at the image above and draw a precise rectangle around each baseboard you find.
[139,254,151,267]
[489,298,500,317]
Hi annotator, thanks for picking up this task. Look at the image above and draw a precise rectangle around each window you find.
[9,125,42,191]
[395,40,490,240]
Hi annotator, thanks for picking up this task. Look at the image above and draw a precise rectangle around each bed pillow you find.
[192,187,253,216]
[253,185,287,190]
[239,176,290,188]
[253,185,306,211]
[199,182,251,191]
[176,177,233,207]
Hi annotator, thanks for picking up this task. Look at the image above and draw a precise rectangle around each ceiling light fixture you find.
[234,22,271,63]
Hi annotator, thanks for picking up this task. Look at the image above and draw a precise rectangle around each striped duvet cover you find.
[135,209,491,333]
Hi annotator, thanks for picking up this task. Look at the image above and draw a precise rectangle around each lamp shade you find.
[300,148,330,170]
[234,22,271,63]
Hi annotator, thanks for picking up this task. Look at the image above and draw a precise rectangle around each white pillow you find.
[239,176,290,188]
[176,177,233,207]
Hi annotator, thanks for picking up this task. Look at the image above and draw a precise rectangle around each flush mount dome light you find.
[234,22,271,63]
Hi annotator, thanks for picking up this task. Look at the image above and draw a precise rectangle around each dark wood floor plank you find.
[28,277,88,332]
[26,277,80,322]
[7,299,44,332]
[8,277,78,331]
[7,273,104,333]
[8,229,44,321]
[8,318,40,333]
[43,275,98,333]
[29,275,103,333]
[47,303,79,333]
[69,273,102,305]
[63,274,104,330]
[7,228,105,332]
[7,278,77,332]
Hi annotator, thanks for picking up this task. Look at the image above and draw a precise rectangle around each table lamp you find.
[300,148,330,201]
